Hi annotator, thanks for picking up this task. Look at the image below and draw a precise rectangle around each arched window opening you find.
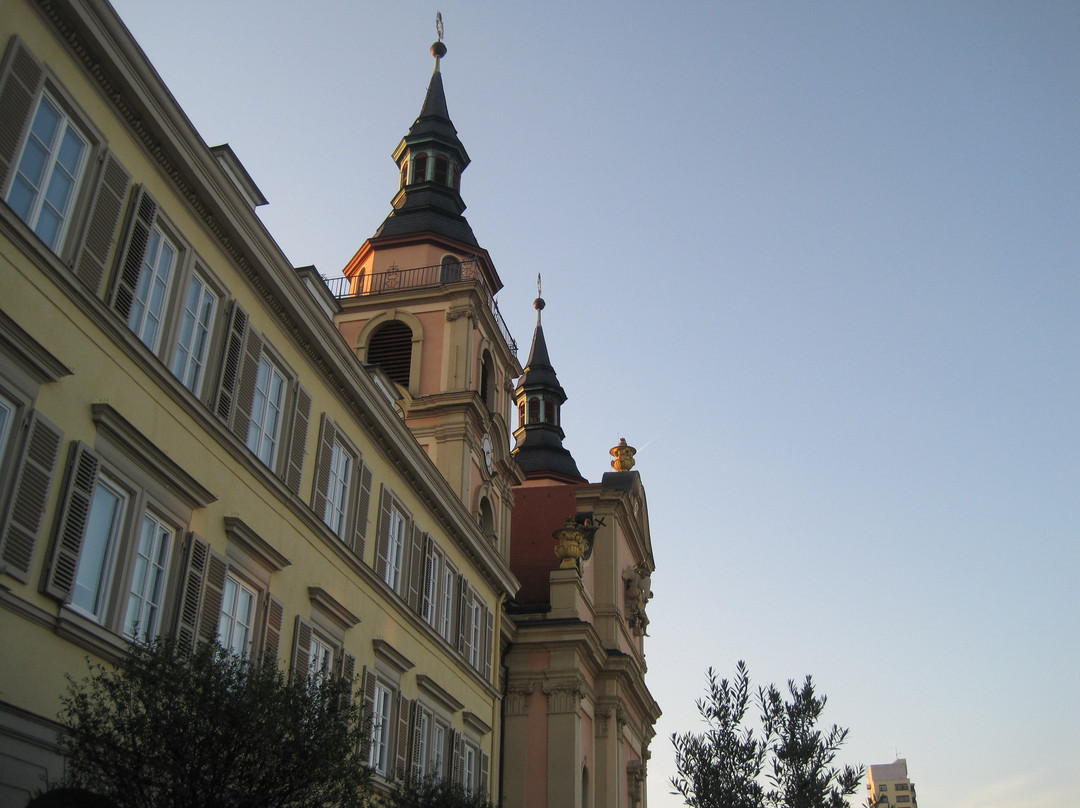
[434,155,449,185]
[518,401,525,427]
[543,396,555,425]
[478,497,495,542]
[367,321,412,387]
[479,352,494,410]
[412,153,428,184]
[440,255,462,283]
[528,397,540,424]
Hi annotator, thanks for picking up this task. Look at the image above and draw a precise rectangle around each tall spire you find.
[511,288,585,482]
[373,22,478,247]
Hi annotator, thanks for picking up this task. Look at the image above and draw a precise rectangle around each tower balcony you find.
[324,260,517,355]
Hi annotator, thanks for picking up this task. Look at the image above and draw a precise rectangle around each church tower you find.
[335,34,523,554]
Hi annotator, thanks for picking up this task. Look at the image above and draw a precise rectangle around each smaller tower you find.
[511,293,585,483]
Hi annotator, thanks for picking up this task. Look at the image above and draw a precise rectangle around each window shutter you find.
[285,383,310,494]
[0,37,45,190]
[262,593,284,667]
[110,187,158,322]
[409,703,424,783]
[361,666,377,749]
[290,615,313,683]
[395,693,411,780]
[231,330,263,442]
[41,443,99,602]
[311,414,336,522]
[406,522,423,612]
[456,574,470,657]
[419,535,435,621]
[174,532,209,649]
[450,730,464,787]
[0,412,62,581]
[214,302,249,422]
[352,459,373,557]
[74,151,130,295]
[335,648,357,709]
[375,487,392,581]
[483,606,494,681]
[479,750,490,795]
[197,549,227,645]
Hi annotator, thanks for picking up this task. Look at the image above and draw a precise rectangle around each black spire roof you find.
[512,297,585,483]
[373,40,478,247]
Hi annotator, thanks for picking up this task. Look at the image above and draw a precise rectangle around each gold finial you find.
[610,438,637,471]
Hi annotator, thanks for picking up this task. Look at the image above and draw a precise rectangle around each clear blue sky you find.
[108,2,1079,806]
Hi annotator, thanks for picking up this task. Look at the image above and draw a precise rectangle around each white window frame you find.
[70,473,128,621]
[439,562,456,642]
[469,597,483,669]
[308,633,335,685]
[127,222,179,352]
[369,682,393,775]
[6,90,89,253]
[0,391,15,471]
[170,268,220,396]
[246,354,287,467]
[322,438,353,536]
[123,510,173,641]
[384,504,406,591]
[463,742,477,795]
[218,572,258,658]
[431,722,447,779]
[422,544,439,627]
[415,705,431,780]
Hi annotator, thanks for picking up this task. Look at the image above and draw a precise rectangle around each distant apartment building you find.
[868,759,917,808]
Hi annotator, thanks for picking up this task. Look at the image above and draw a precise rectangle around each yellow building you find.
[0,1,659,805]
[868,759,918,808]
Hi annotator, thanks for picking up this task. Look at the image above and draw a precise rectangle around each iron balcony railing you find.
[324,259,517,355]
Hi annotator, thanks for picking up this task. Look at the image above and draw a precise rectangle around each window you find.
[439,562,455,641]
[311,416,373,556]
[412,153,428,184]
[457,584,493,678]
[0,391,16,469]
[369,682,393,774]
[376,488,412,594]
[412,705,431,780]
[217,572,257,657]
[440,255,462,283]
[463,743,476,795]
[6,91,89,253]
[896,797,910,804]
[289,597,358,688]
[42,423,211,647]
[879,785,888,791]
[431,722,446,778]
[367,321,412,387]
[433,155,449,186]
[895,784,909,791]
[468,599,482,669]
[127,222,178,351]
[246,354,287,467]
[171,270,220,395]
[308,634,334,684]
[422,541,439,627]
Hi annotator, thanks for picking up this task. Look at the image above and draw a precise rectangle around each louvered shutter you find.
[0,37,45,190]
[352,459,373,557]
[456,574,470,656]
[174,532,209,649]
[0,412,62,581]
[311,415,336,524]
[231,330,263,443]
[335,648,357,709]
[483,606,494,681]
[479,750,490,795]
[74,151,130,294]
[375,488,392,582]
[214,302,249,422]
[197,549,227,645]
[285,384,310,493]
[42,443,99,602]
[406,522,423,612]
[290,615,313,683]
[395,693,411,780]
[361,666,377,760]
[409,703,424,783]
[110,187,157,322]
[262,593,284,667]
[450,730,464,787]
[419,535,435,622]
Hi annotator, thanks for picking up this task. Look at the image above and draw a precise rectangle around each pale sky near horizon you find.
[106,2,1079,806]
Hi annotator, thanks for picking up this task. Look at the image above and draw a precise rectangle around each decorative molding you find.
[0,308,72,385]
[445,306,474,322]
[594,707,613,738]
[462,710,492,735]
[504,683,534,717]
[416,674,464,714]
[372,638,415,674]
[223,517,291,572]
[91,403,216,508]
[543,679,584,715]
[307,586,360,630]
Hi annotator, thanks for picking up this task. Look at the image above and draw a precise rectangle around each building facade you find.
[0,1,658,805]
[868,759,918,808]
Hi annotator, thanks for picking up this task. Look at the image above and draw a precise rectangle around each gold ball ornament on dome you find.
[610,438,636,471]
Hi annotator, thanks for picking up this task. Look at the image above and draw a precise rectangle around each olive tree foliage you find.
[382,774,500,808]
[671,662,864,808]
[55,637,372,808]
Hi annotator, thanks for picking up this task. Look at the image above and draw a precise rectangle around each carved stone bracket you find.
[446,306,474,322]
[594,707,613,738]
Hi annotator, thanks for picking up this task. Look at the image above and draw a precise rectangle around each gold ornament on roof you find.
[610,438,636,471]
[553,519,586,570]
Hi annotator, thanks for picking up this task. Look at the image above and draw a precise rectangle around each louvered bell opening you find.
[368,322,412,387]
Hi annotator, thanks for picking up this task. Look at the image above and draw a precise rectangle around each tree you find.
[383,774,500,808]
[671,662,864,808]
[54,636,372,808]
